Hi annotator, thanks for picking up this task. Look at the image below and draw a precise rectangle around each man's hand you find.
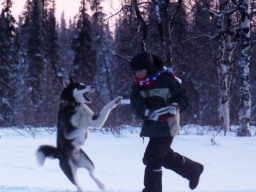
[166,103,180,115]
[145,107,169,121]
[145,103,180,122]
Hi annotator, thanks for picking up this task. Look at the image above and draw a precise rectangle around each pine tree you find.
[45,0,60,79]
[19,0,46,125]
[186,0,219,125]
[43,0,61,125]
[112,0,141,125]
[90,0,112,106]
[18,0,61,126]
[72,0,95,84]
[58,12,74,78]
[167,1,199,124]
[0,0,18,126]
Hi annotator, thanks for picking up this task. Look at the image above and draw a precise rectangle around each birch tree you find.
[236,0,251,136]
[216,0,237,134]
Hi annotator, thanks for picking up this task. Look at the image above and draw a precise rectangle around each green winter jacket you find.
[130,73,189,137]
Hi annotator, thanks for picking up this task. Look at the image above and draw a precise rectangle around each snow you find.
[120,99,131,105]
[0,126,256,192]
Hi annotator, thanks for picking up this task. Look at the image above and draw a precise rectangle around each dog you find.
[36,78,122,192]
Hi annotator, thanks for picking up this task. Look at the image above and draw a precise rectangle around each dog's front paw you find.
[107,96,123,109]
[114,96,123,105]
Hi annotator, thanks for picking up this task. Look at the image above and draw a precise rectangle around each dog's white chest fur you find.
[66,96,122,148]
[71,105,93,128]
[69,105,93,147]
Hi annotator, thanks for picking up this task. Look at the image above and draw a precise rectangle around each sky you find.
[0,126,256,192]
[10,0,80,21]
[7,0,121,22]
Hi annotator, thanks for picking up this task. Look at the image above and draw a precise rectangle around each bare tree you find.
[152,0,182,63]
[132,0,148,51]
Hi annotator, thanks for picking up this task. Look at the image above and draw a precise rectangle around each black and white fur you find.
[36,78,122,192]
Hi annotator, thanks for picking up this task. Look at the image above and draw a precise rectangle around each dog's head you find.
[60,78,95,104]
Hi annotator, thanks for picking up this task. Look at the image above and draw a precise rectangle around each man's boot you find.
[142,166,162,192]
[188,159,204,190]
[162,149,204,190]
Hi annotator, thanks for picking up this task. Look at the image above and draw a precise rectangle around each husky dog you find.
[36,78,122,192]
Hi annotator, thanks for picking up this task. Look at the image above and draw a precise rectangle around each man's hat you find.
[130,52,154,72]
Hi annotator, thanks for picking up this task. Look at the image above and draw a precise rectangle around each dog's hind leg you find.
[77,150,105,190]
[59,157,83,192]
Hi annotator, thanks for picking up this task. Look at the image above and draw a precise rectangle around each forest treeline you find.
[0,0,255,136]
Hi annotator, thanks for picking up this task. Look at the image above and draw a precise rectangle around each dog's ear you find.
[63,78,70,88]
[69,77,75,84]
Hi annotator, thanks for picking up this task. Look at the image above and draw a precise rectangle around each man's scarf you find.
[135,66,181,87]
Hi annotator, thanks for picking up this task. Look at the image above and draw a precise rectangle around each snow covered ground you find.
[0,126,256,192]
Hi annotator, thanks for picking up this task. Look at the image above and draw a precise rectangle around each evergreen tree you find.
[20,0,46,125]
[45,0,60,80]
[22,0,45,99]
[166,1,199,125]
[113,0,142,125]
[250,1,256,127]
[43,0,61,125]
[18,0,60,126]
[72,0,96,84]
[0,0,18,126]
[90,0,105,40]
[185,0,219,125]
[58,12,74,78]
[90,0,111,106]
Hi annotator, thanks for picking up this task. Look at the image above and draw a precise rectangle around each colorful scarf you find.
[135,66,179,87]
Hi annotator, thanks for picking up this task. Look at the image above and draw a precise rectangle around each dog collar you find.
[60,100,84,107]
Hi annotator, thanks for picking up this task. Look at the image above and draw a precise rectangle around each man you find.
[130,52,204,192]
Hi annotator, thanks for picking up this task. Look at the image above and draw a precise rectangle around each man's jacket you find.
[130,73,189,137]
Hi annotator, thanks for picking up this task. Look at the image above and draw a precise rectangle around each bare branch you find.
[132,0,148,52]
[104,5,130,22]
[204,6,238,18]
[188,23,239,42]
[251,40,256,52]
[113,53,131,61]
[231,0,238,6]
[169,0,182,33]
[189,33,222,41]
[104,48,131,61]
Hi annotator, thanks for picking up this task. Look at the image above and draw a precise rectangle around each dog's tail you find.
[36,145,58,167]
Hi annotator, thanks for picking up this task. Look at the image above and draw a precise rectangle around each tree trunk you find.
[152,0,181,64]
[237,0,251,136]
[132,0,147,52]
[217,0,237,134]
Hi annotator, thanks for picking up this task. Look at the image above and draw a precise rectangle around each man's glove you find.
[145,107,168,121]
[144,103,180,122]
[166,103,180,115]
